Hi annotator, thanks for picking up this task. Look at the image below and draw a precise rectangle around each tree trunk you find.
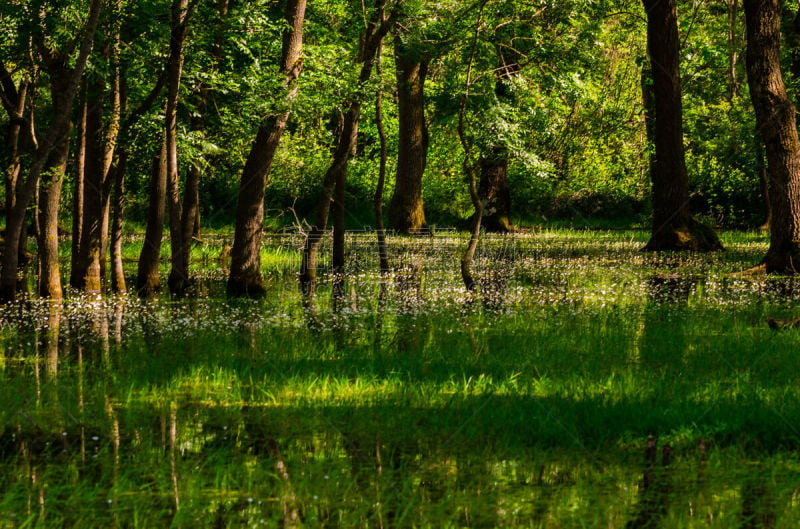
[300,0,394,296]
[757,137,771,231]
[165,0,191,295]
[136,139,167,295]
[73,78,106,292]
[71,5,122,294]
[744,0,800,273]
[70,85,87,286]
[725,0,741,102]
[109,151,126,293]
[388,36,428,234]
[478,56,519,233]
[228,0,306,296]
[1,63,27,231]
[0,62,31,265]
[641,0,722,251]
[110,74,128,293]
[478,147,512,232]
[0,0,102,301]
[39,70,72,298]
[37,125,70,299]
[374,38,390,274]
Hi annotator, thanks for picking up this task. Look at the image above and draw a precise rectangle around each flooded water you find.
[1,231,799,527]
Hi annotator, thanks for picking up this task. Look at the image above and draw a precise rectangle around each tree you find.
[299,0,397,297]
[744,0,800,273]
[640,0,722,251]
[387,33,428,234]
[0,58,33,264]
[0,0,103,301]
[136,139,168,295]
[228,0,307,297]
[71,0,123,294]
[164,0,195,295]
[478,46,521,233]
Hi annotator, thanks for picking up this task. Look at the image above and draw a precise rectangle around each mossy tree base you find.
[762,250,800,274]
[167,273,194,298]
[227,272,266,298]
[643,219,724,252]
[482,214,514,233]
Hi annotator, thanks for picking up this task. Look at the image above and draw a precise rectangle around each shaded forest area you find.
[2,0,800,300]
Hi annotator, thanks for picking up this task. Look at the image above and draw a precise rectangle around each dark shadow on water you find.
[626,437,672,529]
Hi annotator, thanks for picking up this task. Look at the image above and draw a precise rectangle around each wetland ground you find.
[1,229,800,528]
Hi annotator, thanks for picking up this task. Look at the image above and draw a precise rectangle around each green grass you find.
[2,229,800,527]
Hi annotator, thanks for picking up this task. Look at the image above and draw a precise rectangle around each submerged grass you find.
[1,229,800,527]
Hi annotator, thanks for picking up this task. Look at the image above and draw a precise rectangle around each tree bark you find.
[110,79,128,293]
[388,36,428,234]
[478,55,518,233]
[374,38,390,274]
[70,84,87,286]
[71,1,122,294]
[109,151,127,293]
[38,68,72,298]
[165,0,191,295]
[72,78,108,292]
[0,60,31,264]
[1,62,27,229]
[641,0,722,251]
[478,146,512,232]
[37,122,70,299]
[744,0,800,273]
[228,0,306,296]
[136,139,168,295]
[300,0,395,297]
[725,0,741,102]
[0,0,102,301]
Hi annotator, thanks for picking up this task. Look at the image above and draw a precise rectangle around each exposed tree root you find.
[643,218,724,252]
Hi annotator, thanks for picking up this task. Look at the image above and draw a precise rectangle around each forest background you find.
[0,0,793,295]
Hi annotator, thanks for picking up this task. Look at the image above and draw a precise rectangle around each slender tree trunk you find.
[110,77,128,293]
[136,139,167,295]
[757,137,771,230]
[744,0,800,273]
[300,0,395,296]
[478,56,518,233]
[37,124,70,299]
[73,78,106,292]
[641,0,722,251]
[72,4,122,293]
[165,0,191,295]
[70,85,87,285]
[458,2,486,294]
[388,36,428,234]
[99,189,112,281]
[109,151,126,293]
[228,0,306,296]
[175,161,200,285]
[0,0,102,301]
[374,39,390,274]
[1,64,27,230]
[725,0,741,102]
[0,65,32,265]
[39,70,72,298]
[478,146,512,232]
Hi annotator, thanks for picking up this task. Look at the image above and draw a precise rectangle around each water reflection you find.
[636,274,698,368]
[626,437,672,529]
[3,234,800,526]
[3,400,798,527]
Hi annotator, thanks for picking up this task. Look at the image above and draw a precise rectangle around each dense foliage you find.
[1,0,791,231]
